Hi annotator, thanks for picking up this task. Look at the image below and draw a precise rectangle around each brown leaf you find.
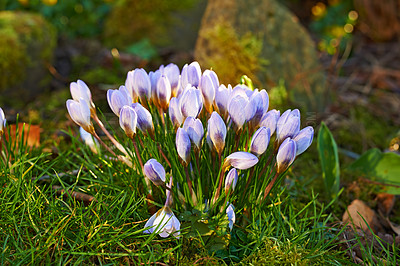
[375,193,396,216]
[342,199,383,233]
[5,123,40,148]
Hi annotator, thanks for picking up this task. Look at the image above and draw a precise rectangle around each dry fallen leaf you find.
[5,123,40,148]
[342,199,383,233]
[376,193,396,216]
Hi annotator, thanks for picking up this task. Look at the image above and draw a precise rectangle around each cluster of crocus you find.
[0,107,6,142]
[66,61,314,238]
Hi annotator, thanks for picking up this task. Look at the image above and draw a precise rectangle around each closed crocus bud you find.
[66,98,94,134]
[276,138,297,174]
[119,105,137,139]
[131,103,154,138]
[207,112,227,156]
[250,126,271,156]
[149,70,161,104]
[259,109,280,136]
[176,127,191,166]
[183,116,204,151]
[161,63,180,96]
[180,61,202,88]
[157,75,172,110]
[169,97,183,129]
[293,126,314,156]
[144,206,180,238]
[107,86,131,117]
[222,151,259,172]
[228,95,250,131]
[226,203,235,231]
[199,70,218,113]
[79,127,99,153]
[225,168,238,194]
[132,68,151,102]
[248,89,266,127]
[0,107,5,136]
[214,84,232,119]
[144,159,166,186]
[70,80,95,113]
[180,86,203,119]
[125,70,138,102]
[276,109,300,145]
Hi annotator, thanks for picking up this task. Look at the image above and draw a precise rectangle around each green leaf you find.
[317,122,340,198]
[349,148,400,194]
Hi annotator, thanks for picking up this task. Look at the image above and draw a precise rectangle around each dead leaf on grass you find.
[342,199,383,233]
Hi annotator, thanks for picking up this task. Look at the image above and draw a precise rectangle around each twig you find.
[52,185,97,206]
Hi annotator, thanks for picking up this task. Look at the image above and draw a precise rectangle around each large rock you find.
[0,11,57,106]
[195,0,328,112]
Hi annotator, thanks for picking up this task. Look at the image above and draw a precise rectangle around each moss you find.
[197,23,264,86]
[0,11,57,105]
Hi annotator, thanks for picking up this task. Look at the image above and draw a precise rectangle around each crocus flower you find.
[180,86,203,119]
[131,103,154,138]
[250,126,271,156]
[248,89,267,127]
[225,168,238,194]
[119,105,137,139]
[226,203,235,231]
[107,86,131,117]
[223,151,259,171]
[149,70,161,104]
[79,126,99,153]
[160,63,180,96]
[276,138,297,174]
[132,68,151,102]
[0,107,5,136]
[207,112,227,155]
[293,126,314,156]
[276,109,300,145]
[176,127,191,166]
[214,84,232,119]
[259,109,280,136]
[199,70,218,113]
[70,80,95,113]
[157,75,172,110]
[144,158,166,186]
[144,206,180,238]
[180,61,201,89]
[183,116,204,151]
[125,70,138,102]
[66,98,94,134]
[169,97,183,129]
[228,95,250,131]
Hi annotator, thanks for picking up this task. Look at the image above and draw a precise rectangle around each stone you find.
[194,0,328,112]
[0,11,57,107]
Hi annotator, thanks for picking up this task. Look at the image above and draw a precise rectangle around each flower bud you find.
[250,126,271,156]
[66,98,94,134]
[199,70,218,113]
[176,128,191,166]
[0,107,5,136]
[226,203,235,231]
[157,75,172,110]
[107,86,131,117]
[131,103,154,138]
[207,112,227,155]
[276,138,297,174]
[149,70,161,104]
[169,97,183,129]
[293,126,314,156]
[119,105,137,139]
[180,86,203,119]
[214,84,232,119]
[180,61,201,88]
[70,80,94,113]
[132,68,151,102]
[223,151,258,171]
[225,168,238,194]
[183,116,204,151]
[144,159,166,186]
[161,63,180,96]
[276,109,300,145]
[259,109,280,136]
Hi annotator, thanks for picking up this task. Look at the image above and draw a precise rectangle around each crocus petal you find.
[125,70,138,102]
[133,68,151,101]
[157,75,172,110]
[259,109,280,136]
[0,107,5,135]
[208,112,227,155]
[228,95,248,130]
[214,84,232,118]
[226,204,235,231]
[176,127,191,165]
[131,103,154,136]
[161,63,180,95]
[199,70,218,113]
[119,105,137,139]
[181,61,201,88]
[144,159,166,186]
[276,138,297,174]
[250,126,271,156]
[223,151,258,171]
[183,116,204,150]
[107,87,130,117]
[143,211,158,234]
[66,98,93,133]
[150,207,180,238]
[276,115,300,143]
[293,126,314,156]
[180,86,203,118]
[149,70,161,103]
[70,79,92,104]
[225,168,238,193]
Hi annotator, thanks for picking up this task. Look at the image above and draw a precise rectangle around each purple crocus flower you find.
[107,86,131,117]
[160,63,180,96]
[293,126,314,156]
[215,84,232,119]
[119,105,137,139]
[225,168,238,193]
[226,203,235,231]
[70,80,95,114]
[125,70,138,102]
[131,103,154,137]
[144,158,166,186]
[149,70,161,104]
[250,126,271,156]
[176,127,191,166]
[228,95,249,131]
[157,75,172,110]
[0,107,5,136]
[180,61,201,88]
[180,86,203,119]
[132,68,151,102]
[248,89,268,127]
[276,109,301,144]
[199,69,219,113]
[259,109,280,136]
[169,97,183,129]
[144,206,180,238]
[183,116,204,150]
[66,98,94,134]
[207,111,227,155]
[276,138,297,174]
[223,151,259,171]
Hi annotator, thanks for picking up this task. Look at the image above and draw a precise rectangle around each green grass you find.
[0,125,398,265]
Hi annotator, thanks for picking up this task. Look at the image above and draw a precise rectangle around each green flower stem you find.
[158,143,171,168]
[92,132,117,157]
[239,167,255,204]
[93,113,128,156]
[212,153,224,204]
[131,137,143,172]
[184,165,197,205]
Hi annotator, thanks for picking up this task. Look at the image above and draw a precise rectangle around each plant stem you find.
[158,143,171,168]
[184,165,197,205]
[263,171,279,200]
[131,137,143,172]
[212,154,224,204]
[93,132,117,157]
